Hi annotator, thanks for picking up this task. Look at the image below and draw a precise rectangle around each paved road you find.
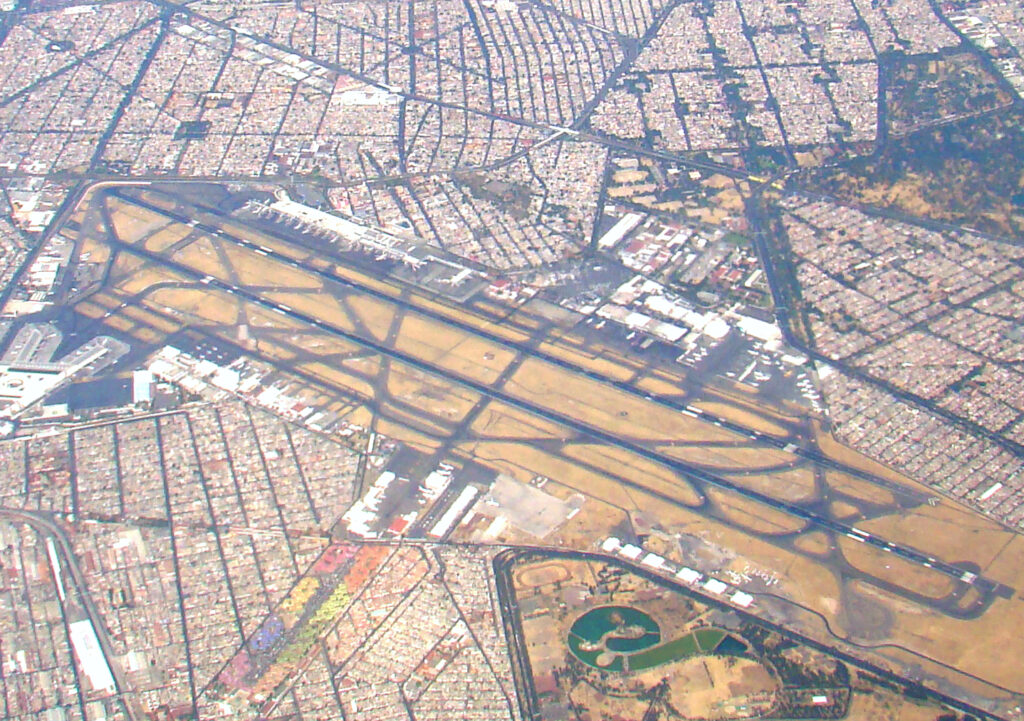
[749,216,1024,465]
[0,507,139,721]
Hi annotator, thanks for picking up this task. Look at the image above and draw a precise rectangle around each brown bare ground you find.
[724,467,817,503]
[561,443,703,507]
[706,488,809,535]
[837,536,954,600]
[470,402,567,440]
[506,357,742,444]
[393,314,516,386]
[691,400,790,437]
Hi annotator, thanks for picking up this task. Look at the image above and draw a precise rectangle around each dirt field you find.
[846,684,949,721]
[263,291,358,333]
[706,488,809,535]
[691,401,791,437]
[118,303,182,334]
[144,224,195,253]
[217,241,323,289]
[514,561,572,589]
[661,443,796,470]
[111,260,188,295]
[74,301,107,319]
[793,530,833,556]
[536,340,639,382]
[569,680,650,718]
[107,198,172,241]
[374,417,444,453]
[635,373,687,396]
[416,295,534,344]
[243,304,309,332]
[469,402,567,440]
[824,470,896,506]
[282,333,363,358]
[667,656,777,719]
[561,443,704,507]
[298,362,377,400]
[344,294,397,342]
[724,467,817,503]
[77,233,112,265]
[506,358,741,444]
[844,578,1024,694]
[393,314,516,385]
[166,235,227,277]
[386,365,481,422]
[837,537,955,600]
[147,287,241,326]
[829,500,862,520]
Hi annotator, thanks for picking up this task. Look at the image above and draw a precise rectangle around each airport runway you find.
[110,187,931,508]
[96,215,1007,602]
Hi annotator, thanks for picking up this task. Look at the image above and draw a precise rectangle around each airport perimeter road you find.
[101,231,1009,602]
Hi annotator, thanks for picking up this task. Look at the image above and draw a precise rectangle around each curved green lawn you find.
[566,608,744,673]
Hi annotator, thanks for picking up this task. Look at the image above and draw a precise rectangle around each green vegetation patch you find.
[567,606,661,669]
[801,106,1024,238]
[694,627,726,652]
[568,608,741,673]
[629,633,700,671]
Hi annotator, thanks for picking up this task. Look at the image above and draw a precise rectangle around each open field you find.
[825,470,896,506]
[561,443,704,507]
[667,655,777,719]
[469,402,568,440]
[385,365,482,422]
[299,362,378,401]
[536,340,640,382]
[148,287,241,326]
[393,314,516,385]
[706,488,809,535]
[107,197,172,241]
[661,444,797,469]
[690,400,791,437]
[506,358,741,444]
[793,530,832,556]
[724,467,817,503]
[216,241,324,290]
[345,294,398,342]
[144,224,195,253]
[837,536,956,600]
[264,292,358,333]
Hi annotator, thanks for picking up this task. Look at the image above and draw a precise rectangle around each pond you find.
[567,606,661,669]
[567,606,746,672]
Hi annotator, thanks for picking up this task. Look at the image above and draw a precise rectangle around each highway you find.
[99,220,1006,600]
[110,187,931,508]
